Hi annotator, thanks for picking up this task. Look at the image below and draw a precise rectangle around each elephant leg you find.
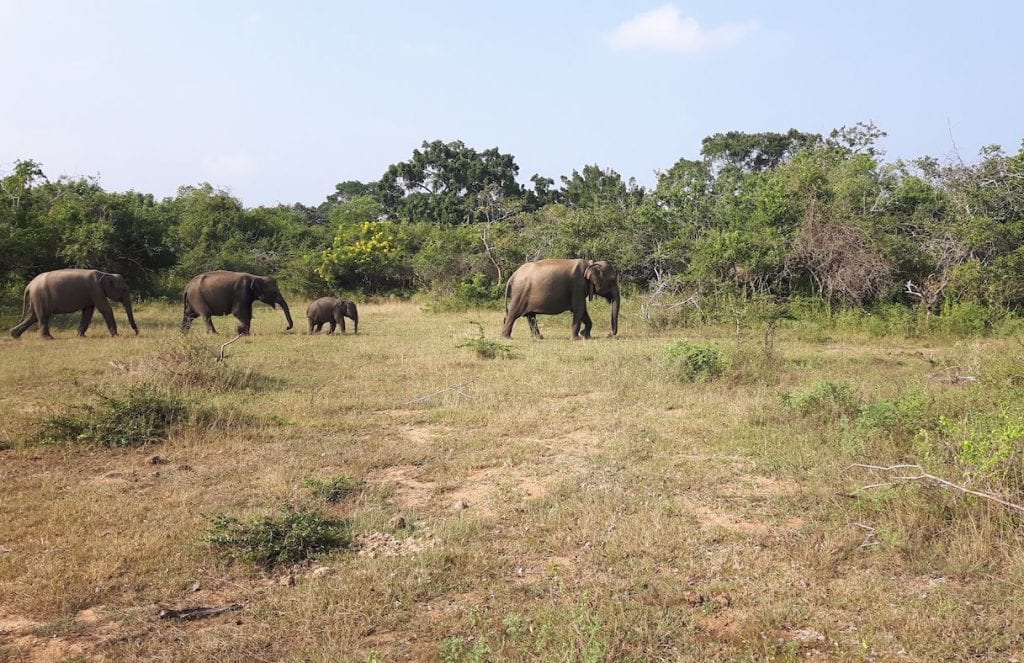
[313,322,323,333]
[580,310,594,339]
[501,313,518,338]
[10,310,38,338]
[182,311,198,334]
[570,311,585,340]
[307,319,315,334]
[233,305,252,335]
[39,313,54,340]
[204,316,218,334]
[77,306,95,337]
[96,299,118,336]
[338,317,346,334]
[327,321,336,335]
[526,314,543,339]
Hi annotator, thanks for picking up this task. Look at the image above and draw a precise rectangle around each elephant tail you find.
[503,276,514,314]
[20,286,30,320]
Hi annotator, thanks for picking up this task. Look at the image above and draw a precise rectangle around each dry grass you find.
[1,299,1023,661]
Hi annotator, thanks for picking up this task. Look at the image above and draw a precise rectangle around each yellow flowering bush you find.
[316,221,410,291]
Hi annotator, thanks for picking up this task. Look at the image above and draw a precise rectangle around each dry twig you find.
[158,603,242,620]
[846,463,1024,513]
[218,334,242,362]
[403,380,476,405]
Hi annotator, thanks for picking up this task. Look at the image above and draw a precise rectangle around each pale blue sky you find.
[2,1,1022,206]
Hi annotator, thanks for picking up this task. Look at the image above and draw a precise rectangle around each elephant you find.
[181,271,293,335]
[501,259,620,340]
[9,269,139,340]
[306,297,359,334]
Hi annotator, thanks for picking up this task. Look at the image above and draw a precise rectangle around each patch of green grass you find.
[204,505,352,568]
[37,385,188,447]
[782,380,860,421]
[305,475,363,503]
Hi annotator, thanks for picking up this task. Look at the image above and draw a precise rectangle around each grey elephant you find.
[182,270,293,334]
[10,268,139,340]
[502,259,620,340]
[306,297,359,334]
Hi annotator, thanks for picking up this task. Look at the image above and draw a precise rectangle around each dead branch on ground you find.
[845,463,1024,513]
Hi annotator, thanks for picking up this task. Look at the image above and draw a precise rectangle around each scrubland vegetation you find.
[2,299,1024,660]
[2,125,1024,659]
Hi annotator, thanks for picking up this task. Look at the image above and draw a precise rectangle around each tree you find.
[376,140,524,224]
[701,129,821,173]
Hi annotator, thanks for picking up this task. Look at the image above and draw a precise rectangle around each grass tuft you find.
[665,339,725,381]
[204,505,352,568]
[37,385,188,447]
[457,321,514,359]
[305,475,363,503]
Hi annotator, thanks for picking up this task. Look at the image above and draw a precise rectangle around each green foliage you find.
[304,475,362,503]
[317,220,411,292]
[665,340,725,381]
[782,380,860,421]
[457,321,514,359]
[855,390,931,440]
[204,505,351,568]
[39,385,188,447]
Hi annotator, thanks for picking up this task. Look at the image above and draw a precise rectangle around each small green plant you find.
[39,385,188,447]
[855,390,931,440]
[204,505,351,568]
[782,380,860,421]
[666,340,724,381]
[457,321,514,359]
[438,635,492,663]
[304,475,362,503]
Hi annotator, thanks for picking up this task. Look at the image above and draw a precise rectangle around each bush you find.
[855,390,931,441]
[305,475,363,503]
[204,505,352,568]
[666,340,724,381]
[457,321,514,359]
[39,385,188,447]
[782,380,860,421]
[147,339,278,392]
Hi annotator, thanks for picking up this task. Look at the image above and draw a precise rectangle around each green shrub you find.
[856,390,931,440]
[204,506,351,568]
[304,475,363,503]
[937,302,996,337]
[457,321,514,359]
[150,339,278,392]
[782,380,860,421]
[39,385,188,447]
[666,340,724,381]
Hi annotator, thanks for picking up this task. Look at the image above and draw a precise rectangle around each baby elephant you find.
[306,297,358,335]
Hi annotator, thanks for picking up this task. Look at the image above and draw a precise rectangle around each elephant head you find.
[584,260,620,336]
[250,276,294,330]
[100,272,139,335]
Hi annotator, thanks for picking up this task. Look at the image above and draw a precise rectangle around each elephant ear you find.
[584,263,600,301]
[249,278,265,299]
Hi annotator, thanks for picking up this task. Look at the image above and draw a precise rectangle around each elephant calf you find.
[306,297,358,334]
[10,269,139,340]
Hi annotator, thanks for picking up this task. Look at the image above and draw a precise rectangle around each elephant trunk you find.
[278,295,294,330]
[609,285,620,336]
[123,295,139,335]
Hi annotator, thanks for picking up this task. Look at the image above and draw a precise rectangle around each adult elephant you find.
[182,271,293,335]
[306,297,358,335]
[10,269,139,340]
[501,259,620,340]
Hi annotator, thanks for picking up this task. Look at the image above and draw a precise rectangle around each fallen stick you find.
[403,380,475,405]
[158,603,242,620]
[218,334,242,362]
[847,463,1024,513]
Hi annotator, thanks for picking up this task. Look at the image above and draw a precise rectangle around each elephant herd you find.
[8,259,620,341]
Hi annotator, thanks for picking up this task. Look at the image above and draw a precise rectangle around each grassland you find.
[1,299,1023,661]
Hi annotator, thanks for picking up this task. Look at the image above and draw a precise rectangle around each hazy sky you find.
[3,1,1022,207]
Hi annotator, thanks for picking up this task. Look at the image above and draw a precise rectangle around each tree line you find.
[2,123,1023,320]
